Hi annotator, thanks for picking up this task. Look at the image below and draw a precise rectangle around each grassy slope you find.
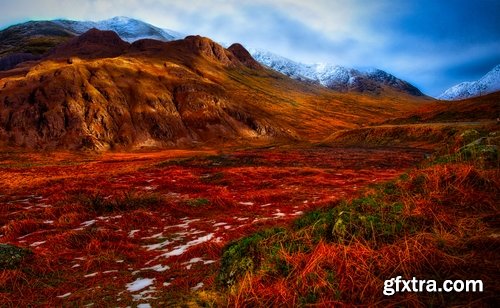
[207,114,500,306]
[210,156,499,306]
[384,91,500,124]
[324,92,500,149]
[0,21,75,56]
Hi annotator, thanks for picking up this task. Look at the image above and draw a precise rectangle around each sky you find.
[1,0,499,96]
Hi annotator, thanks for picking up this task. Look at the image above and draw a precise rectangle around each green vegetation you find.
[186,198,211,207]
[0,244,32,269]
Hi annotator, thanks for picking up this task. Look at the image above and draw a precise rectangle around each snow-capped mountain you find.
[250,49,424,96]
[439,65,500,100]
[53,16,183,42]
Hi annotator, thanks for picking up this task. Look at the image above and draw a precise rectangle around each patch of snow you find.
[84,272,98,278]
[142,232,163,239]
[142,264,169,272]
[239,201,254,206]
[126,278,155,292]
[128,229,140,238]
[137,304,151,308]
[273,211,286,218]
[191,282,204,291]
[57,292,71,298]
[29,241,46,247]
[161,233,214,257]
[143,239,171,251]
[187,257,203,263]
[80,220,96,227]
[166,218,200,229]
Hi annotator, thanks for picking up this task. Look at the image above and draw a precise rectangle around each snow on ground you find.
[191,282,204,291]
[239,201,254,206]
[126,278,155,292]
[141,264,170,272]
[80,220,96,227]
[29,241,46,247]
[161,233,214,258]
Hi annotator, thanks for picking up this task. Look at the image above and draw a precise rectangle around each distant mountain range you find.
[52,16,183,42]
[0,16,424,97]
[439,65,500,100]
[249,49,424,96]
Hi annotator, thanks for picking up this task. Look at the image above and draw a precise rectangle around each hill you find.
[0,29,430,150]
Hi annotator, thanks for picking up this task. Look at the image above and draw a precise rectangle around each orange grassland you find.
[0,145,430,306]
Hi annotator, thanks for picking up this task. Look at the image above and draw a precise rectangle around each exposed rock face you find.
[0,30,298,150]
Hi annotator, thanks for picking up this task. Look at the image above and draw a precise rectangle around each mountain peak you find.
[228,43,262,70]
[48,28,129,59]
[183,35,237,66]
[439,64,500,100]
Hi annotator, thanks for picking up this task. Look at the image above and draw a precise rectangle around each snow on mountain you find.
[53,16,183,43]
[439,65,500,100]
[250,49,423,96]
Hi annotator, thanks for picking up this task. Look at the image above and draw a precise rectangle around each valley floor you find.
[0,146,427,306]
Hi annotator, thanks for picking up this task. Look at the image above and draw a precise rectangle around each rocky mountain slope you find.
[0,29,429,150]
[250,49,424,96]
[439,64,500,100]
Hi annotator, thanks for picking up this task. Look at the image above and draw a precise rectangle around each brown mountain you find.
[47,28,129,59]
[0,29,430,150]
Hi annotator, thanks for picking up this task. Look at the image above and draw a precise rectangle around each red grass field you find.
[0,146,427,306]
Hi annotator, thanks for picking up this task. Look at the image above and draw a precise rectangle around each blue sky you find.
[1,0,499,96]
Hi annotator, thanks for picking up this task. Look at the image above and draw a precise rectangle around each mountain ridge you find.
[250,49,424,96]
[0,17,424,96]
